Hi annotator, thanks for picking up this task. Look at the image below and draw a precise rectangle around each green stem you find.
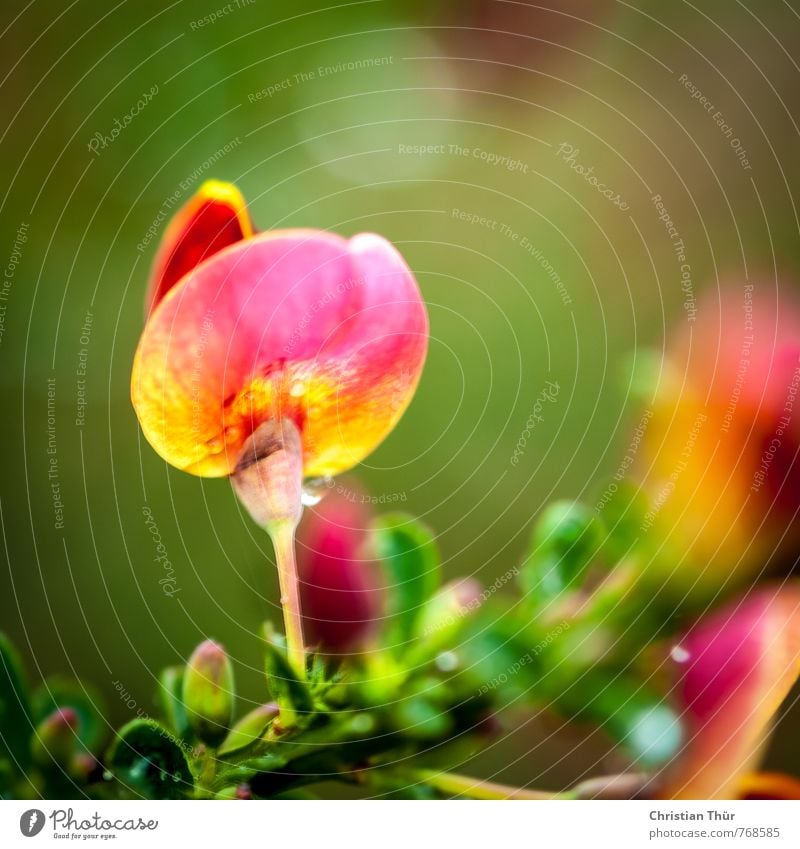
[415,769,559,800]
[230,418,307,680]
[269,520,307,680]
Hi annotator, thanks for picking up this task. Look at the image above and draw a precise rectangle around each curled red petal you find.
[145,180,254,314]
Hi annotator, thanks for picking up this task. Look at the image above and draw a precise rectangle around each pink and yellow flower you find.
[662,584,800,799]
[131,180,428,480]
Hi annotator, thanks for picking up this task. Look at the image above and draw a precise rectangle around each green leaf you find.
[452,606,541,703]
[218,703,279,756]
[157,666,190,739]
[31,677,106,753]
[0,633,32,772]
[273,788,320,799]
[373,514,441,653]
[262,625,313,725]
[0,758,16,797]
[108,719,193,799]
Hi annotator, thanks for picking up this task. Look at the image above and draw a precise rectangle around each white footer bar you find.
[1,799,798,848]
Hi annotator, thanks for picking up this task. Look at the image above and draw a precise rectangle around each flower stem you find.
[414,769,559,800]
[231,418,307,679]
[269,519,306,679]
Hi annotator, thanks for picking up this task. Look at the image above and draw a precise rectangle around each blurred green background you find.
[2,0,800,790]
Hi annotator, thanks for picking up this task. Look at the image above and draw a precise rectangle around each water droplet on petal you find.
[289,381,307,398]
[302,476,334,506]
[670,644,691,664]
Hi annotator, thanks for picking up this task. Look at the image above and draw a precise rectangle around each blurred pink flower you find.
[662,584,800,799]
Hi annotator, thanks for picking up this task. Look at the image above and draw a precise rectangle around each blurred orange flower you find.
[637,286,800,594]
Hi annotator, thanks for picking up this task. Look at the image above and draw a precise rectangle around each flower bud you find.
[182,640,235,746]
[31,707,79,767]
[413,578,483,659]
[231,419,304,532]
[69,752,98,782]
[298,485,383,653]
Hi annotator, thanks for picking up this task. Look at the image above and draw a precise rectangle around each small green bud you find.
[521,501,603,603]
[412,578,483,661]
[218,702,279,755]
[531,501,602,564]
[182,640,235,746]
[69,752,98,782]
[215,783,253,800]
[31,707,79,767]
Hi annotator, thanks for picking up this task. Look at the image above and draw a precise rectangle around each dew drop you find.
[289,380,307,398]
[348,713,375,735]
[435,651,459,672]
[670,644,691,664]
[102,770,112,781]
[301,476,334,506]
[129,759,148,781]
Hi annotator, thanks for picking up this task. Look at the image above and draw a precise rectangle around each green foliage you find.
[108,719,193,799]
[0,633,32,780]
[556,668,683,769]
[262,625,314,725]
[373,513,441,653]
[0,484,761,799]
[157,666,189,739]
